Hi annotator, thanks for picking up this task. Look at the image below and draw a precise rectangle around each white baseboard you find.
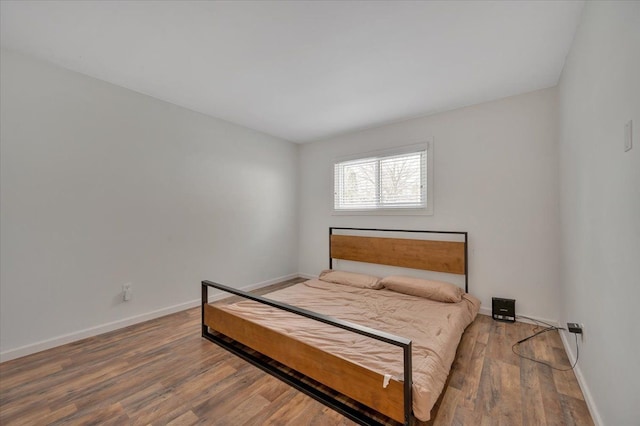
[298,272,316,280]
[0,273,299,363]
[558,330,603,426]
[479,306,492,317]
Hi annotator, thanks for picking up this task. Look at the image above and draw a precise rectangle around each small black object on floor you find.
[492,297,516,322]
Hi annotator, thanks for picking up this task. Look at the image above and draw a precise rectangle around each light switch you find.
[625,120,633,152]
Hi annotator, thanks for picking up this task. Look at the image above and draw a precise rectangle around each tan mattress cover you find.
[216,279,480,421]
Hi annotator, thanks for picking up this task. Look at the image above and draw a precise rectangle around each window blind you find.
[334,150,426,210]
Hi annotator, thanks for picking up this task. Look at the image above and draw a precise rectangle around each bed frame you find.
[201,227,468,425]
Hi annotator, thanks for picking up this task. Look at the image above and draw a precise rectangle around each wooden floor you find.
[0,279,593,426]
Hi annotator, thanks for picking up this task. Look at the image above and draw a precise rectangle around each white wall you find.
[557,2,640,425]
[298,88,560,322]
[0,49,299,360]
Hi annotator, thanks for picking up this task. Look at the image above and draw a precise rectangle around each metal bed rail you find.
[201,280,413,426]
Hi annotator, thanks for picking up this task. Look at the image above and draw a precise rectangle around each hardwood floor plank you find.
[0,363,64,390]
[36,404,78,425]
[480,414,494,426]
[538,363,568,426]
[257,376,294,403]
[49,402,127,426]
[0,279,593,426]
[119,383,167,414]
[451,404,483,426]
[165,410,199,426]
[432,386,461,426]
[553,368,584,401]
[0,404,52,426]
[312,406,355,425]
[499,361,522,425]
[459,339,486,409]
[128,390,191,426]
[242,383,300,425]
[475,357,502,416]
[519,352,547,426]
[215,394,271,425]
[264,392,312,424]
[559,394,594,426]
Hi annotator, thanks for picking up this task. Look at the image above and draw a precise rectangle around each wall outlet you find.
[123,283,132,302]
[567,322,582,334]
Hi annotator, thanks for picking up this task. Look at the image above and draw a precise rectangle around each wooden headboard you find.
[329,227,468,292]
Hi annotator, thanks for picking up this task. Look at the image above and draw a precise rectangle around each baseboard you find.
[298,272,316,280]
[479,306,493,319]
[558,330,603,426]
[0,273,299,363]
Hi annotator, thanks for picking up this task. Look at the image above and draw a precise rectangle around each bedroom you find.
[0,1,638,425]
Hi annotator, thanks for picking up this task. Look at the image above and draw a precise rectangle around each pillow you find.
[318,269,383,289]
[380,275,464,303]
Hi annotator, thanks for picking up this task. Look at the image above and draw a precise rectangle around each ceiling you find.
[0,1,584,143]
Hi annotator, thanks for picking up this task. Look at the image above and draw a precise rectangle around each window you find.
[333,143,433,214]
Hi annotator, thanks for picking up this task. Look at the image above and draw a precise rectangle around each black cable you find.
[512,332,579,371]
[516,315,566,332]
[516,325,555,344]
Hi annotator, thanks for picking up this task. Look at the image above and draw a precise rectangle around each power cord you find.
[516,315,566,331]
[511,319,579,371]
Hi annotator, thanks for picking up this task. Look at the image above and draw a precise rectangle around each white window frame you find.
[332,140,434,216]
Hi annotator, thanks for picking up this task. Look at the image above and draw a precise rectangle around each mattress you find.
[216,279,480,421]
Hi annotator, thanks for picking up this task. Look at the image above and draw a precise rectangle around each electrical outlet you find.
[123,283,132,302]
[567,322,582,334]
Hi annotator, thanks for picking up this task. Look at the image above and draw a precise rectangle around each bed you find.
[201,228,479,425]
